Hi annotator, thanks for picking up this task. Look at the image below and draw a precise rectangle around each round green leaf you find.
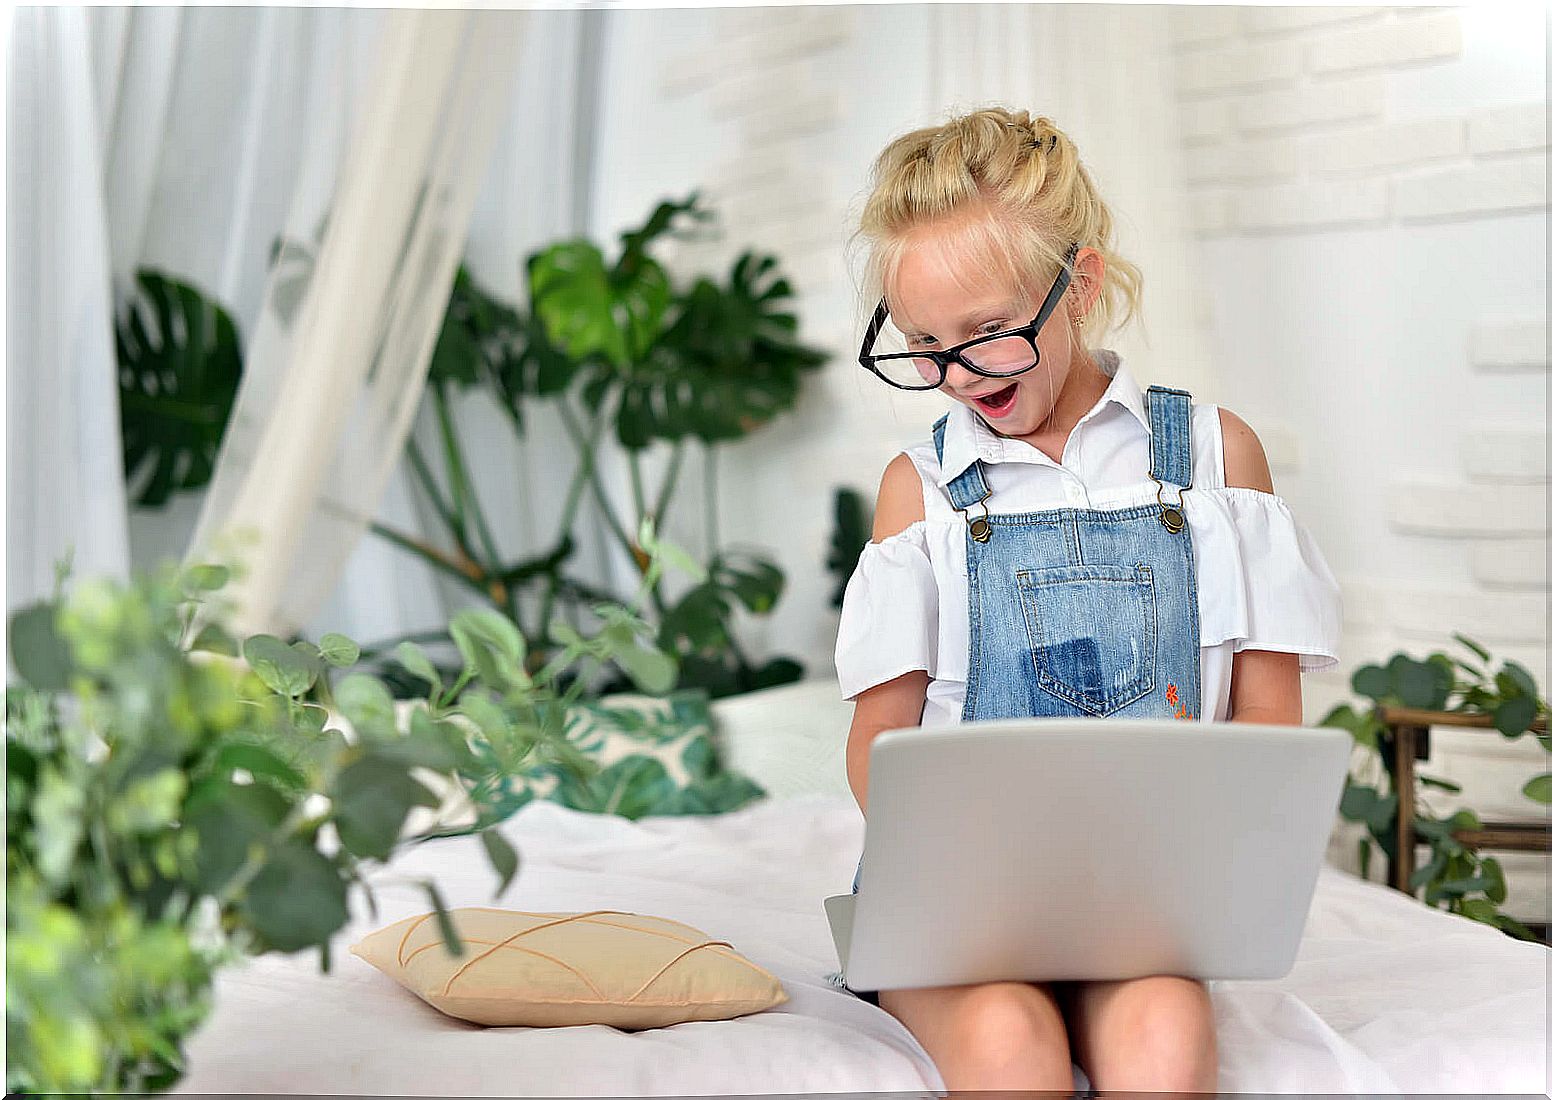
[318,633,360,668]
[1522,773,1552,803]
[243,634,319,698]
[1494,694,1537,737]
[1351,664,1390,701]
[241,842,349,953]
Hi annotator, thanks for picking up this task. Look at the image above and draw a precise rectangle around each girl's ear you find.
[1072,246,1106,317]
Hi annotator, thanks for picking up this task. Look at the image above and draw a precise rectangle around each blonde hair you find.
[852,107,1142,348]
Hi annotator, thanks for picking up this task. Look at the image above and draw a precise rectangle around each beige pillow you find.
[350,907,788,1028]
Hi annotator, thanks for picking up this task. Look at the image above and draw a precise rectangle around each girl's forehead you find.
[888,238,1026,327]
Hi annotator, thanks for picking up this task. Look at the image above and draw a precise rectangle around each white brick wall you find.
[1472,320,1548,372]
[1469,101,1549,155]
[1462,426,1548,482]
[1235,76,1385,134]
[1173,8,1545,236]
[1474,539,1550,588]
[1305,12,1462,74]
[1394,154,1548,221]
[1309,117,1465,175]
[1386,482,1548,537]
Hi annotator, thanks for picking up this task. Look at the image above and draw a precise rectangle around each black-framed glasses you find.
[858,243,1081,391]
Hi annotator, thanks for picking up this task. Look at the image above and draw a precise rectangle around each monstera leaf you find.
[599,250,829,449]
[115,270,243,508]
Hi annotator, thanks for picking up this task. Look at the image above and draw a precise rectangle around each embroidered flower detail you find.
[1166,683,1179,706]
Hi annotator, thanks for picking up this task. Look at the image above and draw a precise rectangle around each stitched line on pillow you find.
[397,913,439,967]
[439,910,642,994]
[445,944,609,1000]
[401,924,739,969]
[399,908,649,968]
[626,940,736,1002]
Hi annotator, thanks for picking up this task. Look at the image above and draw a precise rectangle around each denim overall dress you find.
[832,386,1201,1002]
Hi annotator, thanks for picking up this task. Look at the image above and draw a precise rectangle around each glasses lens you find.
[866,319,941,388]
[961,334,1037,375]
[872,354,942,388]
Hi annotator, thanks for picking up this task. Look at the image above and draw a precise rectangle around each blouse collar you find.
[934,348,1150,487]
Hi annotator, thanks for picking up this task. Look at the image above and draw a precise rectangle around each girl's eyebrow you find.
[901,304,1020,341]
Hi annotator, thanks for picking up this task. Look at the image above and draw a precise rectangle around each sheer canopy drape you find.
[180,9,524,638]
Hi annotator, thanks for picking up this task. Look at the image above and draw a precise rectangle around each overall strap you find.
[1146,386,1193,489]
[931,413,992,511]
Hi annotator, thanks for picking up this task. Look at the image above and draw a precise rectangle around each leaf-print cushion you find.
[468,688,767,824]
[351,907,788,1028]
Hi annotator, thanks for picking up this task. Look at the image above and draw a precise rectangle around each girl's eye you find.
[979,322,1007,335]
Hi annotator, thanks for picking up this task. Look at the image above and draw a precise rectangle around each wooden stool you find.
[1377,705,1549,941]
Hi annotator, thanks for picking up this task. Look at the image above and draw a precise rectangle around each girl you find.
[832,107,1343,1093]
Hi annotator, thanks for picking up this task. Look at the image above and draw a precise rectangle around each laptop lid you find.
[827,718,1350,990]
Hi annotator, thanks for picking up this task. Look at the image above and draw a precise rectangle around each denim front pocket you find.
[1016,562,1158,716]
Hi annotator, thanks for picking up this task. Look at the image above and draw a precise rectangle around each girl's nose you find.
[942,359,983,395]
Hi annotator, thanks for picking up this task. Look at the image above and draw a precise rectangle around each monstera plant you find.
[5,521,688,1093]
[362,192,827,698]
[113,194,829,702]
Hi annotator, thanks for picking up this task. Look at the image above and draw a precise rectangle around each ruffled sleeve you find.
[833,520,939,700]
[1190,487,1344,673]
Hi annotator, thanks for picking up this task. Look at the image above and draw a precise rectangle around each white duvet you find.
[176,794,1548,1096]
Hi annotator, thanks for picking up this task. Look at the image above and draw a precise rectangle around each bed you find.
[173,679,1549,1096]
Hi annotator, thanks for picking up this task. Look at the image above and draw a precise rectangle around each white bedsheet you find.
[175,794,1548,1096]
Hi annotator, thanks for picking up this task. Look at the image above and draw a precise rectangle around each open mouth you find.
[972,382,1018,416]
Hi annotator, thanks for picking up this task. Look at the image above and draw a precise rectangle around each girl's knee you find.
[1096,977,1217,1087]
[949,981,1070,1061]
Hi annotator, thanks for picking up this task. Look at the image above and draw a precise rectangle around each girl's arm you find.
[845,454,930,815]
[1219,408,1304,725]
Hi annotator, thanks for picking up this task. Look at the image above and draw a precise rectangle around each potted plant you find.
[1320,633,1550,938]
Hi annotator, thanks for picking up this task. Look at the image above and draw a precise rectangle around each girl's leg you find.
[876,980,1075,1091]
[1063,975,1217,1092]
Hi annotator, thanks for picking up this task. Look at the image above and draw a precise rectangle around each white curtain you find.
[7,6,131,616]
[313,8,605,651]
[184,8,526,639]
[928,4,1215,395]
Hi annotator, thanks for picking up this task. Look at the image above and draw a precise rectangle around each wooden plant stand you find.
[1376,705,1549,941]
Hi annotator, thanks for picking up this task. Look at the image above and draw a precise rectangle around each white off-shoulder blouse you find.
[834,349,1344,728]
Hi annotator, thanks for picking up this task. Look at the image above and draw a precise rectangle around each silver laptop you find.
[824,717,1350,992]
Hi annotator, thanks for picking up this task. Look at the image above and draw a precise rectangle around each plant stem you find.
[403,435,467,558]
[554,396,637,563]
[703,440,720,561]
[536,392,609,639]
[653,438,686,529]
[628,448,647,529]
[431,384,504,576]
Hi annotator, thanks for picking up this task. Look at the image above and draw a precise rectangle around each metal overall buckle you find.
[1155,478,1188,533]
[963,484,993,543]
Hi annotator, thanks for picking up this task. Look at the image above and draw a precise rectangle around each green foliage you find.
[1321,632,1549,940]
[5,545,683,1093]
[114,271,243,508]
[369,193,823,699]
[825,486,872,609]
[456,688,766,827]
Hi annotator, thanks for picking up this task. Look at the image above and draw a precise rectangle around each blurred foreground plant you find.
[6,519,686,1093]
